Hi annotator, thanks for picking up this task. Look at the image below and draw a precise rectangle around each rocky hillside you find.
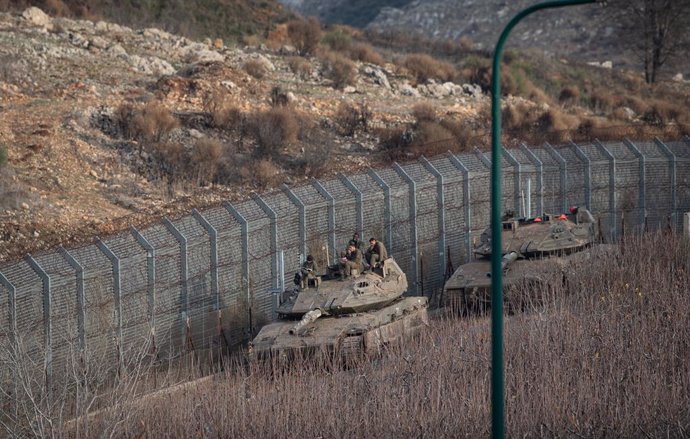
[0,7,687,263]
[0,7,485,261]
[281,0,686,76]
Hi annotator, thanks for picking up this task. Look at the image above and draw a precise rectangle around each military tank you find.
[251,257,428,363]
[443,209,609,312]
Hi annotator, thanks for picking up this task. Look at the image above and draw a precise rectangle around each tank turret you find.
[444,209,607,312]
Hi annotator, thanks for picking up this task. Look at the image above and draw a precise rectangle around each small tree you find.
[606,0,690,83]
[287,17,322,56]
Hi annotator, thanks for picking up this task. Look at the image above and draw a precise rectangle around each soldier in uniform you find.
[339,243,363,279]
[295,254,319,288]
[365,237,388,269]
[349,232,363,251]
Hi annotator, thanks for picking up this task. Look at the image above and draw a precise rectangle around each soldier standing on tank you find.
[365,237,388,269]
[339,243,363,279]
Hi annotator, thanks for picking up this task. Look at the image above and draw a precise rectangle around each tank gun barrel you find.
[486,251,519,277]
[289,309,323,335]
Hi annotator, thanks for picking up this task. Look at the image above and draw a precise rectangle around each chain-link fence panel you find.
[376,167,414,292]
[33,252,78,390]
[322,179,358,255]
[292,185,331,268]
[140,224,183,359]
[70,242,118,379]
[605,141,643,234]
[510,148,540,218]
[262,191,301,291]
[349,173,386,251]
[236,200,274,330]
[403,162,439,296]
[532,145,562,214]
[666,140,690,230]
[634,140,673,230]
[577,142,614,241]
[430,156,467,271]
[555,143,587,212]
[204,206,246,347]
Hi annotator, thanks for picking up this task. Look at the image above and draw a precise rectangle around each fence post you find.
[519,143,544,216]
[393,163,419,296]
[369,169,393,254]
[25,255,52,393]
[0,270,18,418]
[449,153,472,263]
[312,180,337,264]
[624,139,647,229]
[654,138,677,226]
[96,238,124,371]
[594,139,617,239]
[420,156,446,282]
[130,227,156,346]
[58,247,85,352]
[282,184,307,261]
[192,209,219,311]
[545,143,568,213]
[223,202,251,334]
[502,148,521,216]
[253,194,279,290]
[339,174,364,238]
[474,146,493,168]
[569,141,592,211]
[162,218,189,350]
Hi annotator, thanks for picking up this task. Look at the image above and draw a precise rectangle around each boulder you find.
[363,66,391,89]
[399,84,420,97]
[22,7,52,29]
[182,43,225,63]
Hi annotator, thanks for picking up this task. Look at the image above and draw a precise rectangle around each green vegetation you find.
[0,143,7,167]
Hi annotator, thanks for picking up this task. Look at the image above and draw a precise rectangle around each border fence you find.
[0,137,689,410]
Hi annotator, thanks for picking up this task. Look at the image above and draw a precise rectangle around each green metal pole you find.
[490,2,595,438]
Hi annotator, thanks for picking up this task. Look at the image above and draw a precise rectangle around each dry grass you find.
[50,233,690,438]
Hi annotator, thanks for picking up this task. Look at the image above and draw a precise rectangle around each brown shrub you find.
[335,101,371,136]
[401,53,456,84]
[266,23,289,48]
[203,91,241,129]
[589,89,616,112]
[642,100,683,126]
[252,107,299,158]
[623,96,649,116]
[243,59,268,79]
[116,101,179,155]
[411,121,455,156]
[458,36,474,51]
[347,42,384,65]
[411,102,437,124]
[378,125,413,158]
[321,28,352,52]
[440,118,475,150]
[287,17,321,56]
[287,56,312,79]
[320,51,356,89]
[190,138,223,185]
[558,85,580,106]
[239,158,282,188]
